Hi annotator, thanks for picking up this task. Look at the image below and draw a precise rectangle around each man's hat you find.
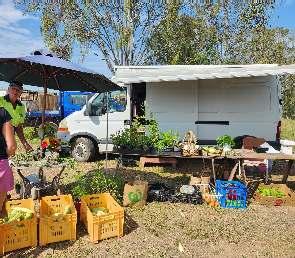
[9,81,23,90]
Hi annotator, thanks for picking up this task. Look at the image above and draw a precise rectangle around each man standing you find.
[0,81,33,152]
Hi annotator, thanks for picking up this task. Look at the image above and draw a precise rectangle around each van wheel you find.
[71,137,95,162]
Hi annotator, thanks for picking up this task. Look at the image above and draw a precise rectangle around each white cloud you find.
[0,0,43,56]
[0,0,37,29]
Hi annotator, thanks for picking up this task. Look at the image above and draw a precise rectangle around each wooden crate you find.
[80,193,124,243]
[39,195,77,246]
[0,198,37,255]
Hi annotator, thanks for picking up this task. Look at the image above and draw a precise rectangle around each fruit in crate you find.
[64,205,72,214]
[91,207,109,216]
[6,207,34,223]
[51,213,65,222]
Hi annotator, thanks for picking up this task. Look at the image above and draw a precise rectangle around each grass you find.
[281,119,295,141]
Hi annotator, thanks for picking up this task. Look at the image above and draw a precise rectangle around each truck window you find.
[70,94,94,106]
[108,89,127,113]
[90,89,127,115]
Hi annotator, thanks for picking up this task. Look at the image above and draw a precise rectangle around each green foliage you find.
[111,116,153,152]
[71,169,124,203]
[148,2,220,65]
[281,119,295,141]
[154,131,179,152]
[281,76,295,120]
[57,157,77,170]
[111,116,179,153]
[257,187,285,198]
[216,135,235,147]
[19,1,295,117]
[17,1,166,73]
[23,127,38,141]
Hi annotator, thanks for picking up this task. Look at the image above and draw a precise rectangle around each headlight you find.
[58,118,69,132]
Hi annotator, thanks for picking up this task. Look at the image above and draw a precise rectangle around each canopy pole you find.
[105,91,109,170]
[41,77,48,140]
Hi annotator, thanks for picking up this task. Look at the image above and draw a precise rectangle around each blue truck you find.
[23,91,94,125]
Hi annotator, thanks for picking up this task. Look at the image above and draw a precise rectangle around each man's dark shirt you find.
[0,107,12,159]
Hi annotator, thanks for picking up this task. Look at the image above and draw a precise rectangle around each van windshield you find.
[90,89,127,115]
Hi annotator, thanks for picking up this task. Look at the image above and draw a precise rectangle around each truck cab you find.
[57,86,134,161]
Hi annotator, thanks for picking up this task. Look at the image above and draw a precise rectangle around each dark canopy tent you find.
[0,50,120,165]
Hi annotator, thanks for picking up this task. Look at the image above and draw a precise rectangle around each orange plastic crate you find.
[0,198,37,255]
[80,193,124,243]
[39,195,77,246]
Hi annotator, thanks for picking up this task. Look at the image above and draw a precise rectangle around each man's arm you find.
[15,125,33,152]
[3,121,17,156]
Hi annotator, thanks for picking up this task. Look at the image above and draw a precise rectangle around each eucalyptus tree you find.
[17,0,165,74]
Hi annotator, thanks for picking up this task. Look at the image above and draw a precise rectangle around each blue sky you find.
[0,0,294,90]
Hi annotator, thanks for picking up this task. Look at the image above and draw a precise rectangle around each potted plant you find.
[154,130,179,153]
[216,135,235,152]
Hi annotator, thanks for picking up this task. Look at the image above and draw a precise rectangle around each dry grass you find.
[281,118,295,141]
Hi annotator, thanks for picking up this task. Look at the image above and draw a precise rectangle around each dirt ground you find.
[4,157,295,258]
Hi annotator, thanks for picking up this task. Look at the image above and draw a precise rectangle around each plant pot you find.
[163,147,174,152]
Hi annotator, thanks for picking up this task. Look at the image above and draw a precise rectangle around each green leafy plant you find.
[24,127,38,141]
[257,187,285,198]
[111,115,179,153]
[111,116,154,152]
[154,130,179,152]
[71,169,124,203]
[216,135,235,147]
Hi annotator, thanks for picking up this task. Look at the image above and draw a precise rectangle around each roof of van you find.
[113,64,295,84]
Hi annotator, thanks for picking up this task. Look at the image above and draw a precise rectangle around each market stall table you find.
[138,150,295,183]
[230,149,295,183]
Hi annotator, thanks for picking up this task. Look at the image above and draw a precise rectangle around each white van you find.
[57,64,290,161]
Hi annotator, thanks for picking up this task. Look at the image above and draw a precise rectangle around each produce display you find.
[90,207,109,216]
[225,199,244,208]
[179,130,199,156]
[202,146,222,155]
[0,207,34,224]
[147,183,203,205]
[257,187,285,198]
[45,205,72,222]
[202,193,220,208]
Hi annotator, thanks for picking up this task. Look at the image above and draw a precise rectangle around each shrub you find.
[70,169,124,203]
[24,127,38,140]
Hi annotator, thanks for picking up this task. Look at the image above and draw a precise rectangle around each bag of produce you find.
[123,180,148,207]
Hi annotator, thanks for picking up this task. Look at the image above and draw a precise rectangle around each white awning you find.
[113,64,295,84]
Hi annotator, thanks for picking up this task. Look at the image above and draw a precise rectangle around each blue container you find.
[216,180,247,209]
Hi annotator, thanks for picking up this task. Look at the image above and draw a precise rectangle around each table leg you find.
[211,158,216,183]
[116,153,123,168]
[228,161,239,181]
[282,160,294,184]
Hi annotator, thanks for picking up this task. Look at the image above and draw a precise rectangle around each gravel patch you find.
[4,203,295,258]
